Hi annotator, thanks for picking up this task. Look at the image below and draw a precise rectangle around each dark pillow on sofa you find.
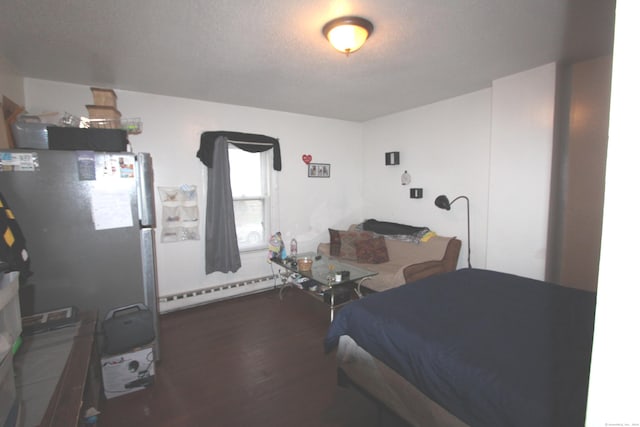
[338,230,373,261]
[355,236,389,264]
[328,228,341,256]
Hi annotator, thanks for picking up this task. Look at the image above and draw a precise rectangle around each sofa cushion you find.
[384,236,453,265]
[338,230,374,260]
[355,236,389,264]
[356,261,407,292]
[328,228,341,256]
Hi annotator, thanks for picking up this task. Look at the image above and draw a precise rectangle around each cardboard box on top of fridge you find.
[90,87,118,108]
[101,345,155,399]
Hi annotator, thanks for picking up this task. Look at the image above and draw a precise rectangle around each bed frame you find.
[336,335,468,427]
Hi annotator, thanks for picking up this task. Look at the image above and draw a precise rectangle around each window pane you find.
[228,147,270,250]
[234,200,264,247]
[229,148,263,197]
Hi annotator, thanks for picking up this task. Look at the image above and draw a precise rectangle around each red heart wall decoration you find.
[302,154,312,164]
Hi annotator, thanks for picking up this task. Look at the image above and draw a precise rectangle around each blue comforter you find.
[325,269,596,427]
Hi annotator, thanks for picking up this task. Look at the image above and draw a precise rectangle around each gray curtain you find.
[204,136,241,274]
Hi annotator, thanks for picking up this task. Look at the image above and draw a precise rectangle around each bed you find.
[324,268,596,427]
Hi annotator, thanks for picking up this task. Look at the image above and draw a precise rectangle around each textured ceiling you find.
[0,0,615,122]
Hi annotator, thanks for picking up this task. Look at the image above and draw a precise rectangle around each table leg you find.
[279,282,294,300]
[278,270,294,300]
[330,290,335,322]
[356,277,373,298]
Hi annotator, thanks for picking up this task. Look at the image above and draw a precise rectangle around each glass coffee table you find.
[273,252,377,321]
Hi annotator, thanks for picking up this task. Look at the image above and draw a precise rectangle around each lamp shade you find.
[323,16,374,55]
[435,195,452,210]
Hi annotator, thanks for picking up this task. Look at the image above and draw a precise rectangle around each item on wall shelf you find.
[302,154,313,164]
[158,185,200,243]
[410,188,423,199]
[308,163,330,178]
[401,170,411,185]
[385,152,400,165]
[435,194,471,268]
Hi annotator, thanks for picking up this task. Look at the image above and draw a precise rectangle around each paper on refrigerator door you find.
[0,151,39,171]
[91,189,134,230]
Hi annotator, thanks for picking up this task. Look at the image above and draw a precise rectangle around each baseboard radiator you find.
[159,275,278,313]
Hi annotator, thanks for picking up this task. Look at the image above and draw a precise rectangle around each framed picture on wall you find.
[308,163,330,178]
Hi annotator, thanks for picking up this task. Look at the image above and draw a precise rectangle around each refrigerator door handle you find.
[136,153,155,227]
[140,228,161,361]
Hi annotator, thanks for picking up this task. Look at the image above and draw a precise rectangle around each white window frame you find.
[229,146,271,252]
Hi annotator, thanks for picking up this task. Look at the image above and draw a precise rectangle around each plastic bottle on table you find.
[290,238,298,258]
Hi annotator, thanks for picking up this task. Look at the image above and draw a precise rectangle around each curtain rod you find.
[228,140,273,146]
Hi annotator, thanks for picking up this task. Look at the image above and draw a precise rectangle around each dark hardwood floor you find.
[98,288,410,427]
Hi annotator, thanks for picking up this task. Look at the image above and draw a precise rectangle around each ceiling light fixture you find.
[322,16,374,55]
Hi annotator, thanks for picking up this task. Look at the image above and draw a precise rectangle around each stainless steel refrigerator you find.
[0,149,160,359]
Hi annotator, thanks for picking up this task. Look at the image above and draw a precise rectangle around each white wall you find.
[486,64,556,280]
[362,70,556,278]
[586,0,640,423]
[362,90,492,270]
[24,79,364,311]
[23,60,558,310]
[0,54,24,105]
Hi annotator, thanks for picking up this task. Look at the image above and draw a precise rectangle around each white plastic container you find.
[0,333,17,426]
[0,272,21,350]
[10,122,49,149]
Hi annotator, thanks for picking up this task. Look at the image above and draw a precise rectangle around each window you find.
[228,146,271,251]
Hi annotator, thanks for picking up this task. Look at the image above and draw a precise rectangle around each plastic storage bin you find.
[10,122,49,149]
[0,332,17,427]
[0,272,21,350]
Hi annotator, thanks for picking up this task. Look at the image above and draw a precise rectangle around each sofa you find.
[317,223,461,293]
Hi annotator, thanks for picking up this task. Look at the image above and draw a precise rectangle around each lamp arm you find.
[449,196,471,268]
[448,195,468,205]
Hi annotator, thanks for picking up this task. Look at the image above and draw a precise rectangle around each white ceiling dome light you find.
[322,16,374,55]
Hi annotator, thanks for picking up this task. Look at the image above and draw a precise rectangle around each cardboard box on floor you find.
[1,95,25,149]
